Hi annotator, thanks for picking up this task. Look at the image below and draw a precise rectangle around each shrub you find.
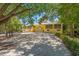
[55,33,61,37]
[62,36,79,55]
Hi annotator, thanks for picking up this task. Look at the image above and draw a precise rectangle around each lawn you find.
[56,34,79,56]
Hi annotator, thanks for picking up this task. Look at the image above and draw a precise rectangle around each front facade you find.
[26,23,63,34]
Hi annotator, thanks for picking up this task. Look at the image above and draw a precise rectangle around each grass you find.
[61,35,79,55]
[55,33,79,56]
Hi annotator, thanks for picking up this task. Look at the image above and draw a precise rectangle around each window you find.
[46,24,52,29]
[54,24,61,29]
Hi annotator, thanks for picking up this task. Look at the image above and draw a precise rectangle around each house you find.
[31,23,63,34]
[25,20,63,34]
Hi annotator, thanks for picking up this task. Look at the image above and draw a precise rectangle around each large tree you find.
[0,3,31,24]
[58,3,79,36]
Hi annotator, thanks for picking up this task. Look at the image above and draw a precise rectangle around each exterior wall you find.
[53,24,63,34]
[25,24,63,34]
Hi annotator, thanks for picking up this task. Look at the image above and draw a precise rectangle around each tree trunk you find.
[68,24,74,37]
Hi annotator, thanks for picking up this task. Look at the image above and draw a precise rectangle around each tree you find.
[38,15,48,24]
[58,4,79,36]
[0,16,23,37]
[0,3,31,24]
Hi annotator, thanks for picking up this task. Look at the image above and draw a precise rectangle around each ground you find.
[0,32,71,56]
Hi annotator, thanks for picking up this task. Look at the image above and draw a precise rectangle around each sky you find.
[20,12,58,25]
[20,12,45,25]
[32,12,46,24]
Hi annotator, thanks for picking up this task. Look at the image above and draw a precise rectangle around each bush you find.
[55,33,61,37]
[62,36,79,55]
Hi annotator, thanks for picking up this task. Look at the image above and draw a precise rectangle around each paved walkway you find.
[0,32,71,56]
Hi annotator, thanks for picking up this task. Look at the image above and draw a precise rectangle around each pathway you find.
[0,32,71,56]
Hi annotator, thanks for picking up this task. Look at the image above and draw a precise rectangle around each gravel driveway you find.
[0,32,71,56]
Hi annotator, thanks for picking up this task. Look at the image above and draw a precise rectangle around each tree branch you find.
[0,8,31,23]
[12,8,30,16]
[0,4,10,16]
[7,4,21,15]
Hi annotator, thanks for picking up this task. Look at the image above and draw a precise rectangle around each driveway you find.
[0,32,71,56]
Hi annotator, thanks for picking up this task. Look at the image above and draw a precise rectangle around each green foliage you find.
[59,4,79,24]
[55,33,61,37]
[0,3,60,25]
[62,35,79,55]
[5,16,23,33]
[58,4,79,36]
[38,15,48,24]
